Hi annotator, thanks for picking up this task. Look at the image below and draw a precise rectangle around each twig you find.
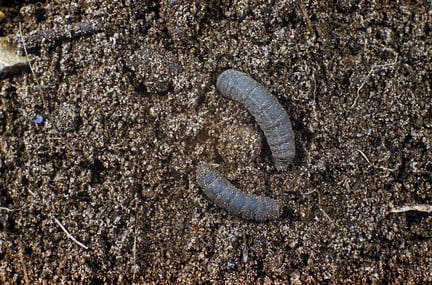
[27,188,36,196]
[16,20,101,51]
[318,205,334,223]
[53,217,88,249]
[356,150,401,178]
[302,189,317,195]
[356,149,371,164]
[242,232,248,263]
[302,189,335,224]
[0,207,14,212]
[19,22,46,106]
[18,240,30,285]
[298,0,314,34]
[132,203,138,280]
[337,177,350,188]
[351,49,398,108]
[378,165,399,172]
[389,204,432,213]
[310,72,318,119]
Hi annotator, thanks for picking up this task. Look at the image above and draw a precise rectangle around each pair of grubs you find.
[196,69,295,222]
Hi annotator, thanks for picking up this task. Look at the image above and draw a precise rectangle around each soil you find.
[1,0,431,283]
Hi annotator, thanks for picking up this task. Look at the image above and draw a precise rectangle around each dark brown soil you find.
[1,0,431,283]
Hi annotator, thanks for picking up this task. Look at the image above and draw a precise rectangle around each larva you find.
[216,69,295,171]
[196,161,282,221]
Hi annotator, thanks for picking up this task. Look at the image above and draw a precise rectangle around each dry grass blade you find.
[53,217,89,250]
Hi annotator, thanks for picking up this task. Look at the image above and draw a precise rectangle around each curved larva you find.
[196,161,282,221]
[216,69,295,171]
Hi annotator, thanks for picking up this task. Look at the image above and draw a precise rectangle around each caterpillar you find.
[196,161,282,221]
[216,69,295,171]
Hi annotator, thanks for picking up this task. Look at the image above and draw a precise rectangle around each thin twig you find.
[18,240,30,285]
[27,188,36,196]
[303,189,317,195]
[389,204,432,213]
[19,22,46,106]
[302,189,335,224]
[132,202,138,280]
[298,0,313,34]
[310,72,318,118]
[351,49,398,108]
[242,231,248,263]
[378,165,398,172]
[53,217,89,249]
[356,149,371,164]
[356,150,401,177]
[0,207,15,212]
[318,205,334,223]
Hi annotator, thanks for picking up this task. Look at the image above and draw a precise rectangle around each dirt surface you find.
[1,0,431,283]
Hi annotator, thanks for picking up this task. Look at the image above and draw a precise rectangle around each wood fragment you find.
[0,36,29,77]
[389,204,432,213]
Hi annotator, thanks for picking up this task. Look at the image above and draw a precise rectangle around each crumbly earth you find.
[1,0,431,283]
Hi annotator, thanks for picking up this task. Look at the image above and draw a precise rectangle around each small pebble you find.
[31,114,44,124]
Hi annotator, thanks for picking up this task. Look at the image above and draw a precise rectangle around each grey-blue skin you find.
[216,69,295,171]
[196,161,282,221]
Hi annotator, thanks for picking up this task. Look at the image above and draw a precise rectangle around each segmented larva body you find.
[196,161,282,221]
[216,69,295,171]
